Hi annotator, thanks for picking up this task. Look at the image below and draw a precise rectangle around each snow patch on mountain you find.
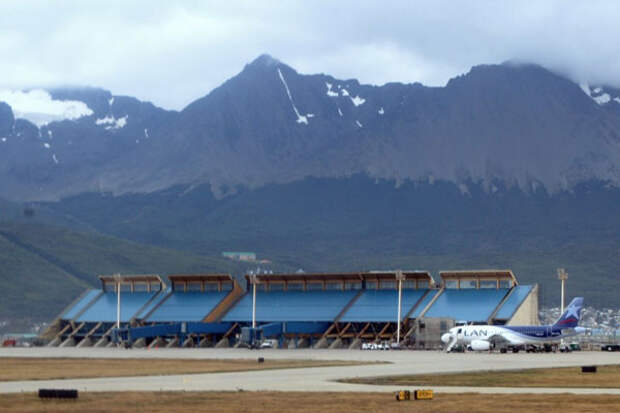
[52,154,59,164]
[338,107,343,117]
[356,120,363,128]
[350,95,365,106]
[341,88,350,97]
[277,67,308,125]
[579,83,616,105]
[0,89,93,127]
[325,82,338,97]
[96,115,128,130]
[580,83,591,96]
[593,93,611,104]
[378,107,384,115]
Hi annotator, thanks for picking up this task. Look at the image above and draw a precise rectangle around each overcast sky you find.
[1,0,619,110]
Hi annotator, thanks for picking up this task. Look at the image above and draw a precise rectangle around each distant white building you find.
[222,252,256,262]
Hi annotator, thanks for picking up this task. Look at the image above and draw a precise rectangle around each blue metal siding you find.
[284,321,331,334]
[222,290,358,322]
[494,285,533,320]
[340,289,428,322]
[147,291,228,322]
[77,292,156,322]
[424,288,510,322]
[62,289,101,320]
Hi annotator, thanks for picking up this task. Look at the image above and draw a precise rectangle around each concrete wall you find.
[507,284,540,326]
[413,317,455,349]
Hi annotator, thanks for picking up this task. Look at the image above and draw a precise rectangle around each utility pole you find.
[396,270,405,345]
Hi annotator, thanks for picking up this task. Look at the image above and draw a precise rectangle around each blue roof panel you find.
[424,288,510,322]
[410,290,438,318]
[223,290,358,322]
[147,291,228,322]
[77,292,156,322]
[494,285,533,320]
[340,289,428,322]
[62,289,101,320]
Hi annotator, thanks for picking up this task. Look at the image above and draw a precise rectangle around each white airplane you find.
[441,297,585,352]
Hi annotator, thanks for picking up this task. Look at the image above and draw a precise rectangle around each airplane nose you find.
[441,333,452,344]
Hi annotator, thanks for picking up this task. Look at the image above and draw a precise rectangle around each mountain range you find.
[2,54,620,201]
[0,54,619,323]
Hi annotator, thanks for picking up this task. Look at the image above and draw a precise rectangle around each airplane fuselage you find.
[452,325,583,346]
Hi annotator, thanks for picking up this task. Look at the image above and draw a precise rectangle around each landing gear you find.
[498,345,525,353]
[526,345,538,353]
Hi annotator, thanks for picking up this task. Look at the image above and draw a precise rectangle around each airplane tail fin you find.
[553,297,584,328]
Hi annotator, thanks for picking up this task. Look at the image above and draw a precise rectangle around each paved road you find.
[1,348,619,394]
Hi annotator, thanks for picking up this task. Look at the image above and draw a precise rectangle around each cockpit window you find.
[457,328,462,334]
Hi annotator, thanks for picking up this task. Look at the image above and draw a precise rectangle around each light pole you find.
[557,268,568,314]
[114,273,122,329]
[557,268,568,348]
[396,270,405,345]
[250,274,259,329]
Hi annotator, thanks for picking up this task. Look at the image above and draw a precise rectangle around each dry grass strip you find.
[343,364,620,388]
[0,358,364,382]
[1,391,619,413]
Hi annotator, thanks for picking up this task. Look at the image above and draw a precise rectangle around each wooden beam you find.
[321,323,337,339]
[338,322,352,337]
[223,323,238,338]
[356,323,371,338]
[377,323,391,337]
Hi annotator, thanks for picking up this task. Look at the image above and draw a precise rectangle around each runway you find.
[1,348,619,394]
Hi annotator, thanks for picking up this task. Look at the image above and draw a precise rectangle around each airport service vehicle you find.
[259,339,276,349]
[441,297,585,352]
[361,342,390,350]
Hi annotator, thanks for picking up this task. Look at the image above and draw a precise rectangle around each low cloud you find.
[0,89,93,126]
[0,1,619,110]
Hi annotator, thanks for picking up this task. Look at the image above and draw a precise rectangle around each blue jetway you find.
[114,322,232,344]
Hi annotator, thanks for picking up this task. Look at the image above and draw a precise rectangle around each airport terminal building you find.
[42,270,539,349]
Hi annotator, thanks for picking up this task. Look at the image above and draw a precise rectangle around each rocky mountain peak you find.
[248,53,281,68]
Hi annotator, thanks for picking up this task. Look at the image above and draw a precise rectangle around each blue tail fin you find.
[553,297,584,328]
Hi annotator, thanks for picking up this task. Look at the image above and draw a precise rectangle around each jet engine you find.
[469,339,491,351]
